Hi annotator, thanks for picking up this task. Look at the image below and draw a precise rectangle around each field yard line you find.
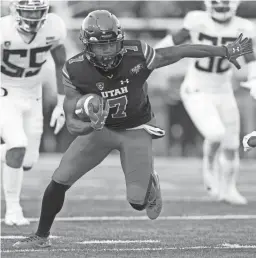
[77,240,160,244]
[2,214,256,223]
[0,236,59,239]
[2,244,256,253]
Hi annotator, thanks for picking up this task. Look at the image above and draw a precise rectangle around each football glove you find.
[243,131,256,152]
[88,98,109,131]
[223,33,253,70]
[50,95,66,135]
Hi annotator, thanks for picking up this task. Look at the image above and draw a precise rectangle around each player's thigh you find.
[53,129,114,185]
[119,129,153,205]
[0,92,27,149]
[23,98,43,167]
[218,94,240,149]
[182,92,225,141]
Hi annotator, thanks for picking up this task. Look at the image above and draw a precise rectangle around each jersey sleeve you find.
[50,14,67,49]
[141,41,156,70]
[62,62,78,90]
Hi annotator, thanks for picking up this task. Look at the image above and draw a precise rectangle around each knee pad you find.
[129,202,147,211]
[206,128,225,143]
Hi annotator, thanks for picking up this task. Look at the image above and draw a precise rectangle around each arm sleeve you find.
[141,41,156,70]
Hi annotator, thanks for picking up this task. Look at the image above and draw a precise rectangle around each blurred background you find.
[1,0,256,158]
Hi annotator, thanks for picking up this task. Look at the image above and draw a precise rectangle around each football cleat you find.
[5,207,30,226]
[146,171,162,220]
[219,187,248,205]
[13,234,51,248]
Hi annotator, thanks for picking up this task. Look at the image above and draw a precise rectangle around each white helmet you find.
[10,0,49,33]
[204,0,240,23]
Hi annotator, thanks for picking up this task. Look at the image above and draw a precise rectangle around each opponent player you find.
[13,9,252,248]
[154,0,256,204]
[0,0,66,226]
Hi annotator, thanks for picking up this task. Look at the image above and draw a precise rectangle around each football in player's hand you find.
[75,93,102,121]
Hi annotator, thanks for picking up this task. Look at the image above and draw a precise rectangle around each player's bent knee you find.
[127,184,148,206]
[52,167,75,186]
[129,202,147,211]
[206,129,225,143]
[6,147,26,168]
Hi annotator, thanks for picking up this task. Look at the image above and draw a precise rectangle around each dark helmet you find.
[79,10,125,71]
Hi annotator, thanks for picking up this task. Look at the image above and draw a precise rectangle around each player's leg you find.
[41,55,58,151]
[181,91,225,197]
[13,128,115,248]
[217,94,246,204]
[22,98,43,170]
[118,129,162,220]
[0,92,29,225]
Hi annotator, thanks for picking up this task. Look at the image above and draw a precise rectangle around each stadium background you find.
[1,0,256,158]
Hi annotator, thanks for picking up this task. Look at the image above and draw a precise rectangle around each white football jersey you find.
[181,11,256,93]
[0,13,66,97]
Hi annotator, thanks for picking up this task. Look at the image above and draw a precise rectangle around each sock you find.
[2,164,23,212]
[36,180,70,238]
[218,152,239,196]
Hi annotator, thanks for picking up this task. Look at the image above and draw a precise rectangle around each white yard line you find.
[0,236,59,239]
[76,240,160,244]
[2,214,256,223]
[2,244,256,253]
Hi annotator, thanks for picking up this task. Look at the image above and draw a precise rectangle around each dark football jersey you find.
[62,40,156,129]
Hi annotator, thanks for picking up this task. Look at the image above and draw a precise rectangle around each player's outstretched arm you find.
[63,86,93,136]
[151,33,253,70]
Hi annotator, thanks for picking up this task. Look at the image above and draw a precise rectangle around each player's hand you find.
[223,33,253,70]
[243,131,256,152]
[50,105,66,135]
[88,98,109,131]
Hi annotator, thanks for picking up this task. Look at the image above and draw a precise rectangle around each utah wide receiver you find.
[155,0,256,205]
[13,10,252,248]
[0,0,66,226]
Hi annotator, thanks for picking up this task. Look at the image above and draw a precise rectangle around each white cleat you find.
[146,171,162,220]
[5,208,30,226]
[219,187,248,205]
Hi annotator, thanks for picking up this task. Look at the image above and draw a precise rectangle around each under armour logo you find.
[120,79,129,85]
[233,47,240,53]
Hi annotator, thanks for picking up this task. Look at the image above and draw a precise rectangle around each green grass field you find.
[1,154,256,258]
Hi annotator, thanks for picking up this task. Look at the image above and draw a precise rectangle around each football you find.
[75,93,102,121]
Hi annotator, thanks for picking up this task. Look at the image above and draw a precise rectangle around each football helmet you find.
[79,10,125,71]
[10,0,49,33]
[204,0,240,23]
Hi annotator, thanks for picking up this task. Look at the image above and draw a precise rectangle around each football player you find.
[154,0,256,205]
[13,9,252,248]
[0,0,66,226]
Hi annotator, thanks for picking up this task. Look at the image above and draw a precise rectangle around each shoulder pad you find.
[183,11,207,31]
[68,54,85,65]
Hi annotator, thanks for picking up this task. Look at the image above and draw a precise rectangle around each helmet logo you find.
[96,82,105,91]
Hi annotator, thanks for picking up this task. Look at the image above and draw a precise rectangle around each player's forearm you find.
[153,44,226,69]
[66,118,93,136]
[175,44,226,58]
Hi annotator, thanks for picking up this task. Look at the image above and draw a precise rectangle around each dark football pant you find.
[52,127,153,206]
